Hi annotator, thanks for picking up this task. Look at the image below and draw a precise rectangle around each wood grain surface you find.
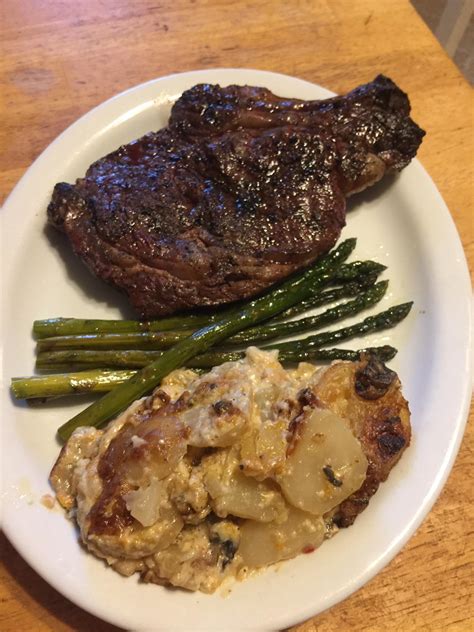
[1,1,472,630]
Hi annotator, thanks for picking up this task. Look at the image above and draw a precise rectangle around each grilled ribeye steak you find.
[48,75,424,318]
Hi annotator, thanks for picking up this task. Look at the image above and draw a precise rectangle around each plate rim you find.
[1,67,472,631]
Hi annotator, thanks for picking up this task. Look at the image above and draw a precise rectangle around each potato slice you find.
[277,408,367,515]
[123,478,170,527]
[239,418,288,480]
[238,507,325,568]
[128,413,188,482]
[203,450,287,522]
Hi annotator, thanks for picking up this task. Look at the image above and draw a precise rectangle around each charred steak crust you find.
[48,76,425,317]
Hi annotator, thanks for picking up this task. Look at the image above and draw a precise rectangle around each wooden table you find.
[1,1,472,629]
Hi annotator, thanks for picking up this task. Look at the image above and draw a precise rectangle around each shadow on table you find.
[0,532,125,632]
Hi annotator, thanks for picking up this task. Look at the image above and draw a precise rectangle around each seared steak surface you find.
[48,75,424,317]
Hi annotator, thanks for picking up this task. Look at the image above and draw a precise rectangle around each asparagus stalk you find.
[55,238,356,440]
[11,369,137,399]
[32,260,385,339]
[331,261,386,283]
[192,303,411,367]
[36,330,185,352]
[36,280,388,353]
[36,298,407,373]
[223,280,388,346]
[35,278,377,371]
[265,302,413,353]
[268,272,380,323]
[36,349,163,371]
[32,280,362,343]
[13,345,398,400]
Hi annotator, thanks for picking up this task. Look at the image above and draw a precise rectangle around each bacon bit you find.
[212,399,239,416]
[41,494,55,509]
[286,412,306,455]
[297,388,319,408]
[302,545,315,554]
[151,388,171,405]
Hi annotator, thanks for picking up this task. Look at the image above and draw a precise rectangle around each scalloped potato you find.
[238,507,325,567]
[51,348,410,593]
[277,408,368,515]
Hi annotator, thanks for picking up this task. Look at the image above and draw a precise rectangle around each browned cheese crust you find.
[312,354,411,527]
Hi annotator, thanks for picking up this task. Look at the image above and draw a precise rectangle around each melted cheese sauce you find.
[50,348,372,593]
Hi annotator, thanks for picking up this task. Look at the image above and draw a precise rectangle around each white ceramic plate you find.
[1,69,471,631]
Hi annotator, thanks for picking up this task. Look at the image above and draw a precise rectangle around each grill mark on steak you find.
[48,75,424,317]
